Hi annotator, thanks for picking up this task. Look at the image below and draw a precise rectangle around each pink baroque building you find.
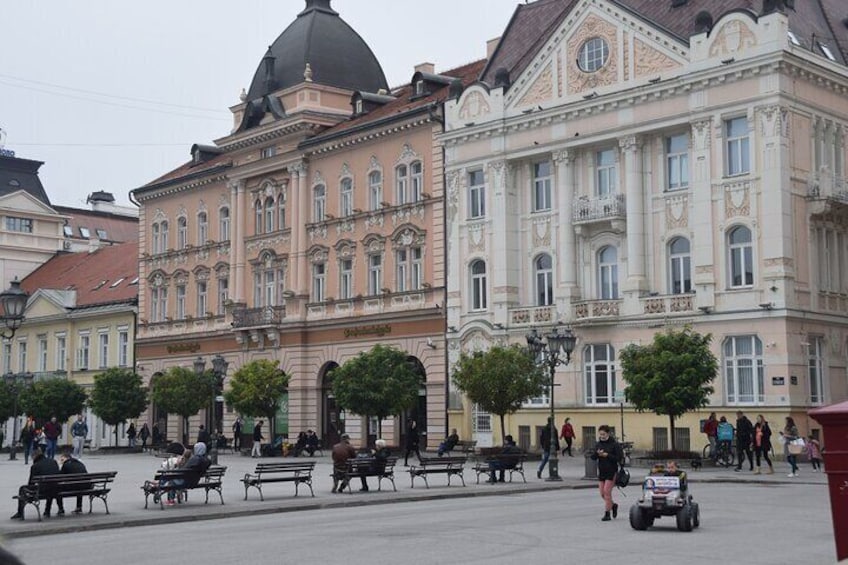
[442,0,848,452]
[130,0,481,449]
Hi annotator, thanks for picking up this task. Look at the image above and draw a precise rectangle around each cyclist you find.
[716,416,734,463]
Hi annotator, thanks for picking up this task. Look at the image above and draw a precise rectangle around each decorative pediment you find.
[396,144,420,165]
[458,89,491,122]
[334,239,357,258]
[361,233,386,254]
[708,16,757,59]
[308,245,330,264]
[391,224,426,248]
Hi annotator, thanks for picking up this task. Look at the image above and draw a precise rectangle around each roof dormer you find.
[350,90,397,117]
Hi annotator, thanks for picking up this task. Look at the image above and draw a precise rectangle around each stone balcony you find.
[807,169,848,215]
[572,193,626,226]
[640,293,695,315]
[572,299,622,320]
[509,305,555,327]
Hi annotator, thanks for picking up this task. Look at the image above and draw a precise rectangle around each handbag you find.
[614,465,630,488]
[788,438,805,455]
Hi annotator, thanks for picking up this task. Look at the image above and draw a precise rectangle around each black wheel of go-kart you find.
[629,505,648,530]
[691,503,700,529]
[676,505,693,532]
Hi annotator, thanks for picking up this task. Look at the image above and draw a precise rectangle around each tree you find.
[224,359,290,438]
[0,380,16,422]
[149,366,215,445]
[451,344,546,438]
[89,368,149,448]
[331,344,421,437]
[620,327,719,452]
[20,378,87,424]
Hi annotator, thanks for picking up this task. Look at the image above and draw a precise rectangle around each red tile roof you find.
[21,241,139,308]
[53,207,139,244]
[141,152,231,189]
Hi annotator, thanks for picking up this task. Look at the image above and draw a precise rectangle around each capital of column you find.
[690,119,713,151]
[618,135,642,153]
[227,179,245,192]
[552,148,575,165]
[289,162,308,177]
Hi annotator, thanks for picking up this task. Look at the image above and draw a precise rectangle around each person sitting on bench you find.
[11,449,61,520]
[59,448,88,515]
[305,430,320,456]
[487,435,522,483]
[437,429,460,457]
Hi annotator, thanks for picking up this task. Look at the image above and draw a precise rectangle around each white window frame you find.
[118,329,129,368]
[264,197,275,233]
[176,284,186,319]
[340,178,353,217]
[396,165,409,205]
[177,217,188,249]
[532,161,552,212]
[197,212,208,244]
[470,260,488,311]
[669,237,692,294]
[368,253,383,296]
[197,281,208,317]
[98,331,109,369]
[55,334,66,371]
[411,247,423,291]
[535,253,554,306]
[584,344,616,405]
[411,161,423,201]
[255,200,263,235]
[725,117,750,176]
[312,263,326,302]
[728,225,754,288]
[151,223,160,254]
[160,221,169,251]
[596,149,617,197]
[598,246,619,299]
[2,341,11,374]
[17,339,27,372]
[77,333,90,370]
[369,171,382,211]
[578,37,609,73]
[666,133,690,190]
[278,192,287,230]
[313,185,326,222]
[468,170,485,219]
[219,207,230,241]
[37,336,48,372]
[339,259,353,300]
[808,337,825,405]
[396,249,409,293]
[217,278,228,315]
[724,335,764,405]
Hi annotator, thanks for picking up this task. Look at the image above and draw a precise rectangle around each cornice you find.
[134,170,231,202]
[303,114,435,156]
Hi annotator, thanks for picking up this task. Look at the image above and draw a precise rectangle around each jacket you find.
[252,424,263,442]
[754,422,772,450]
[184,444,211,488]
[332,441,357,471]
[560,423,575,439]
[736,416,754,444]
[703,419,718,437]
[405,425,419,449]
[590,437,621,480]
[44,421,60,441]
[71,420,87,438]
[61,458,87,475]
[540,425,560,451]
[29,456,60,484]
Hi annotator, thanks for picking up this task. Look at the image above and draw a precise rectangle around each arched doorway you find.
[320,362,341,448]
[400,357,427,448]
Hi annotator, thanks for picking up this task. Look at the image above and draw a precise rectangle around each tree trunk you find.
[377,417,382,438]
[115,425,120,449]
[500,413,506,443]
[669,414,676,453]
[183,415,189,446]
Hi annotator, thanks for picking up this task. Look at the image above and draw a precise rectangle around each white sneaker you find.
[787,473,796,477]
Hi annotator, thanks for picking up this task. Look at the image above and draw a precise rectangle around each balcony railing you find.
[807,169,848,203]
[573,193,626,224]
[509,305,555,326]
[641,293,695,315]
[573,299,621,320]
[231,305,286,328]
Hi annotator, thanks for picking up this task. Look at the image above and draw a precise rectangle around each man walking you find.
[735,410,754,472]
[232,417,243,451]
[70,415,87,459]
[44,417,60,459]
[251,420,264,458]
[537,416,559,478]
[703,412,718,460]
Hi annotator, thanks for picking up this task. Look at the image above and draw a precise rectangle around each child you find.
[806,435,822,472]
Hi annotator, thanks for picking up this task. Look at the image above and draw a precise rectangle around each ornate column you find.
[230,180,246,304]
[690,118,715,309]
[488,160,518,313]
[620,135,646,291]
[553,149,578,304]
[293,162,310,295]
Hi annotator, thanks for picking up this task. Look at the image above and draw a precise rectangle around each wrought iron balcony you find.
[231,305,286,328]
[573,193,626,225]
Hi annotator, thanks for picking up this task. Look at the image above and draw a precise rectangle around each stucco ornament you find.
[458,91,491,121]
[709,19,757,58]
[517,63,554,107]
[665,196,689,230]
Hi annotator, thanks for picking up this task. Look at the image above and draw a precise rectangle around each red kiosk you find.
[809,401,848,562]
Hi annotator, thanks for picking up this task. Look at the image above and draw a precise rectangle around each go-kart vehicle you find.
[629,473,700,531]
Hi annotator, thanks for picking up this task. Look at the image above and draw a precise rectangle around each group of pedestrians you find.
[16,416,63,463]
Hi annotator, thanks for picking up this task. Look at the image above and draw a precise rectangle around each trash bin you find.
[583,453,598,480]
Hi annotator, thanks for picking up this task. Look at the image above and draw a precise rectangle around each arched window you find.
[369,171,382,211]
[254,200,263,235]
[340,178,353,216]
[160,221,169,251]
[151,223,160,254]
[411,161,423,201]
[313,185,326,222]
[597,246,618,299]
[396,164,409,205]
[668,237,691,294]
[197,212,208,244]
[728,226,753,287]
[724,335,763,404]
[177,217,188,249]
[264,197,275,233]
[535,254,553,306]
[470,260,487,310]
[219,207,230,241]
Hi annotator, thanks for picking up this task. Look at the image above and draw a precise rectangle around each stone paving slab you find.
[0,450,827,539]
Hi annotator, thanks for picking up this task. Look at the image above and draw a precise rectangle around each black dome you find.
[246,0,388,100]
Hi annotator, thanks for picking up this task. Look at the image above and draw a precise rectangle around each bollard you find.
[583,453,598,480]
[809,400,848,562]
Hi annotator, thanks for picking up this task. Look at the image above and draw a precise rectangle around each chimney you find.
[414,62,435,75]
[487,37,501,59]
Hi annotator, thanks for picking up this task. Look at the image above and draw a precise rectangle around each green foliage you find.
[149,366,215,419]
[620,327,718,451]
[89,368,148,427]
[331,345,421,425]
[20,378,87,422]
[224,359,290,422]
[452,344,546,437]
[0,380,16,421]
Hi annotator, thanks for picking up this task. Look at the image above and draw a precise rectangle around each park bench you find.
[449,440,477,456]
[241,461,316,500]
[408,456,467,488]
[473,453,527,484]
[13,471,118,522]
[339,456,398,493]
[141,466,227,510]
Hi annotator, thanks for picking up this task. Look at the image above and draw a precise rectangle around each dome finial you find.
[239,88,247,102]
[304,63,313,82]
[303,0,335,13]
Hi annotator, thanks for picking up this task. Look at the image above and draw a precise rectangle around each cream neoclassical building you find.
[443,0,848,452]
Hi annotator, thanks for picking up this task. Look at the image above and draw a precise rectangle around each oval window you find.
[578,37,609,73]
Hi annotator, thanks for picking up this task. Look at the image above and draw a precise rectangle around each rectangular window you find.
[264,270,276,307]
[197,215,208,244]
[596,149,616,197]
[176,285,186,319]
[220,209,230,241]
[666,133,689,190]
[217,278,229,315]
[38,336,48,372]
[726,117,750,176]
[278,193,286,231]
[260,146,277,159]
[533,161,552,212]
[340,259,353,300]
[96,229,108,240]
[368,254,383,296]
[98,332,109,369]
[809,337,825,405]
[118,329,129,368]
[312,263,326,302]
[55,335,66,371]
[411,162,423,201]
[724,335,764,405]
[396,249,408,293]
[468,170,485,219]
[369,172,382,211]
[313,187,326,222]
[5,217,33,233]
[77,333,90,370]
[17,340,27,372]
[2,342,11,374]
[253,272,262,307]
[411,247,423,291]
[197,281,208,317]
[340,179,353,217]
[584,344,616,405]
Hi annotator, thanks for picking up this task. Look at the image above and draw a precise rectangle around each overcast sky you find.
[0,0,520,208]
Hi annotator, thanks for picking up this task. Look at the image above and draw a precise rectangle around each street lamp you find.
[193,354,229,465]
[0,279,29,340]
[526,325,577,481]
[4,372,34,460]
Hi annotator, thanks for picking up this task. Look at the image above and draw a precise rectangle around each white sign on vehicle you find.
[644,476,680,489]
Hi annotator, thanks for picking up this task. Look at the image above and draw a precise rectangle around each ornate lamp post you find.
[526,325,576,481]
[0,279,29,340]
[193,354,229,465]
[4,372,34,460]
